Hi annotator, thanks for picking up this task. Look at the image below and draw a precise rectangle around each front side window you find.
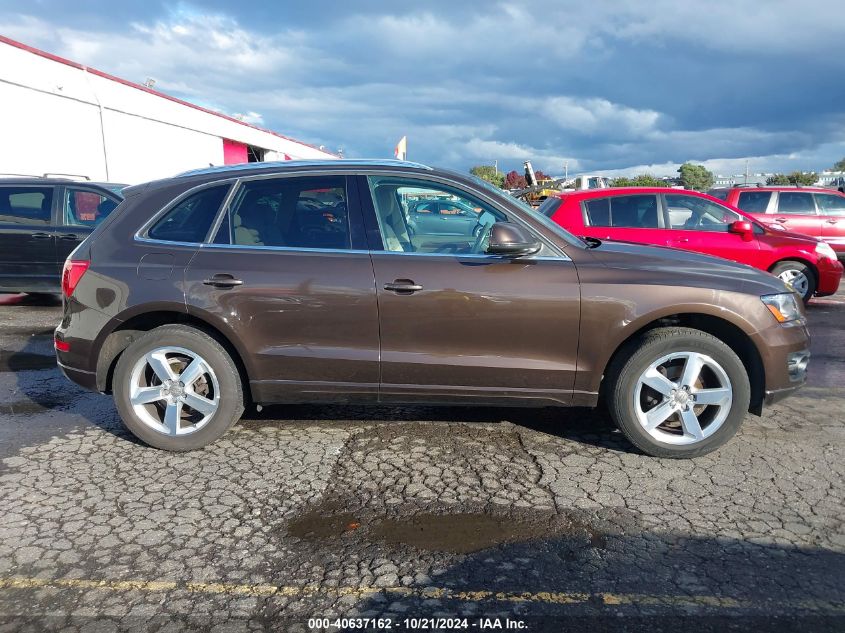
[814,193,845,217]
[368,176,505,254]
[0,187,52,225]
[585,195,659,228]
[64,188,119,227]
[736,191,773,214]
[148,184,229,243]
[665,194,742,231]
[225,176,350,250]
[776,192,816,215]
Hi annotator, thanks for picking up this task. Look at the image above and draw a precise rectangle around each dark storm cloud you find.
[3,0,845,175]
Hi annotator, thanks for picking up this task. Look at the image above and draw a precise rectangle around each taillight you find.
[61,260,90,298]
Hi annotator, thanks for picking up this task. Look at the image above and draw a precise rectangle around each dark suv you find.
[55,160,810,458]
[0,176,124,294]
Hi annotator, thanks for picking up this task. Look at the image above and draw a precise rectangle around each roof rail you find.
[0,173,39,178]
[42,173,91,181]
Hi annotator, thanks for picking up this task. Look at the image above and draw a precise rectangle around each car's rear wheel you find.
[113,325,244,451]
[770,260,816,304]
[606,327,750,458]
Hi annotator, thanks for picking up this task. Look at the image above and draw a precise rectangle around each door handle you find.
[383,280,423,293]
[826,218,838,224]
[774,217,788,223]
[59,234,80,240]
[203,274,244,287]
[671,238,690,243]
[30,232,52,240]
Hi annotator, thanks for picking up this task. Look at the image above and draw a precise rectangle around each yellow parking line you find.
[0,576,842,613]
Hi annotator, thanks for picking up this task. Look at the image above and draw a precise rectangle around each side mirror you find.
[729,220,754,242]
[486,222,542,257]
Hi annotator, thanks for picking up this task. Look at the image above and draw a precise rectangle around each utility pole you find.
[564,161,569,180]
[744,159,749,185]
[494,160,498,175]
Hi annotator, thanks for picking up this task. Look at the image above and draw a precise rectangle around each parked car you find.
[408,198,482,237]
[540,187,842,303]
[0,176,125,294]
[56,160,810,458]
[709,185,845,260]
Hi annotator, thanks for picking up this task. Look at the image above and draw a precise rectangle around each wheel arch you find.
[768,257,818,283]
[598,312,766,415]
[94,309,253,402]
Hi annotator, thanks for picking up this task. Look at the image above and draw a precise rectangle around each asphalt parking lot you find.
[0,287,843,632]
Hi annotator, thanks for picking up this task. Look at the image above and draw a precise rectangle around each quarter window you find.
[584,195,659,228]
[368,177,505,254]
[814,193,845,217]
[148,185,229,243]
[736,191,773,214]
[224,176,350,250]
[0,187,52,225]
[776,192,816,215]
[64,188,119,227]
[665,195,741,231]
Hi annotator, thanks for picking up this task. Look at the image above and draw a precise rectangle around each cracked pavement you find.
[0,290,843,631]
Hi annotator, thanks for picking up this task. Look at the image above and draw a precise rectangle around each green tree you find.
[677,163,714,191]
[611,174,670,187]
[832,158,845,171]
[766,172,818,186]
[469,165,505,188]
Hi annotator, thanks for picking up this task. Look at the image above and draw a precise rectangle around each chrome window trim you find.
[198,243,370,255]
[368,250,571,262]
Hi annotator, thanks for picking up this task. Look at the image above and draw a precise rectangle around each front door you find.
[662,193,759,264]
[0,185,57,291]
[361,174,580,405]
[184,173,380,403]
[770,191,823,239]
[814,192,845,257]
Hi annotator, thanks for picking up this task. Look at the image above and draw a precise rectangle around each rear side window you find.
[536,197,562,218]
[221,176,350,250]
[585,195,659,228]
[0,187,53,225]
[814,193,845,217]
[147,185,229,243]
[736,191,773,213]
[64,187,119,227]
[707,189,728,201]
[776,192,816,215]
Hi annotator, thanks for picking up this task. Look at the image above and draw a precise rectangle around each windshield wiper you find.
[580,236,602,249]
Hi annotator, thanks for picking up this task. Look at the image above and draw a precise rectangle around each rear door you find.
[55,185,122,265]
[183,173,380,403]
[813,192,845,256]
[0,185,57,291]
[733,190,774,224]
[580,194,664,245]
[770,191,823,238]
[662,194,760,266]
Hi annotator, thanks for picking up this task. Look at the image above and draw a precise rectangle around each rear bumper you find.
[816,257,843,296]
[57,360,98,392]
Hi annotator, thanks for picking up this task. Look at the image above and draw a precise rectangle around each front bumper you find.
[816,257,843,296]
[753,317,810,410]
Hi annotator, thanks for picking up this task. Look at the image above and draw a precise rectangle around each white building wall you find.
[0,39,336,184]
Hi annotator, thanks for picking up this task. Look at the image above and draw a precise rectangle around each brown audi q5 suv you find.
[55,160,810,457]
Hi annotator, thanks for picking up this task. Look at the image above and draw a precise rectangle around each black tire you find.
[770,260,816,304]
[113,325,244,451]
[606,327,751,459]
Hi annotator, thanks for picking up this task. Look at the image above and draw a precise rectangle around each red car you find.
[710,186,845,259]
[540,188,843,303]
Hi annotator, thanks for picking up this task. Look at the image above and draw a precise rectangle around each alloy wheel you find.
[128,346,220,436]
[633,351,733,446]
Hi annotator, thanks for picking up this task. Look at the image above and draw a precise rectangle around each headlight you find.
[816,241,837,261]
[761,293,803,325]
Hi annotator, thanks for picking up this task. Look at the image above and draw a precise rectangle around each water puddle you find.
[286,504,607,554]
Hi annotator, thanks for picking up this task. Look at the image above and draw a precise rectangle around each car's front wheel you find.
[113,325,244,451]
[606,327,750,458]
[770,260,816,304]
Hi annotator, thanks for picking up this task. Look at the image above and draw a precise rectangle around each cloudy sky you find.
[2,0,845,177]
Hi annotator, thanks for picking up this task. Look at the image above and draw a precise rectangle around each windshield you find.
[465,174,585,249]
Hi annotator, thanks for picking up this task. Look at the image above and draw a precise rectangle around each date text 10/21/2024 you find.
[307,617,528,630]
